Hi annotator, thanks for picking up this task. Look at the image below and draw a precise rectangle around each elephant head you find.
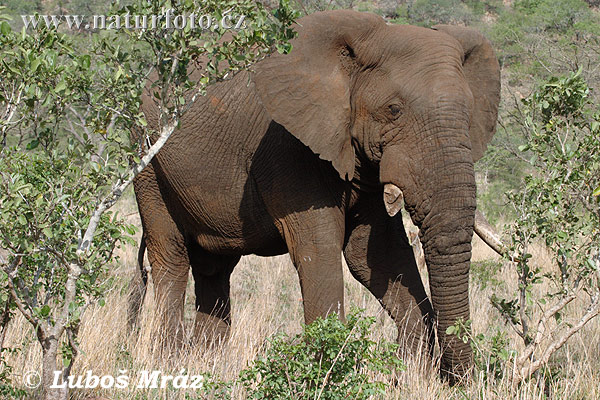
[253,10,500,377]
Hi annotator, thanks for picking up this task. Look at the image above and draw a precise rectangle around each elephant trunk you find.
[380,119,476,379]
[420,194,474,379]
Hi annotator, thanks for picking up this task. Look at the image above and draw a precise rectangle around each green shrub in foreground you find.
[239,310,404,400]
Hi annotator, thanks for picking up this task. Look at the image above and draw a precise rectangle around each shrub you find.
[239,309,404,400]
[406,0,475,26]
[499,71,600,381]
[453,71,600,385]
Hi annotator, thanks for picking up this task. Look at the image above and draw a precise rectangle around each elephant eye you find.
[388,104,403,118]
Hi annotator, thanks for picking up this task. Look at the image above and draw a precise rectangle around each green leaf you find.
[55,80,67,93]
[125,225,136,235]
[80,54,91,70]
[115,66,123,81]
[42,227,53,238]
[30,58,41,73]
[26,139,39,150]
[0,21,11,35]
[593,186,600,196]
[518,144,530,152]
[40,305,51,317]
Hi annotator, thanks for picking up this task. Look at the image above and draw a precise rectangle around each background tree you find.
[0,1,296,399]
[450,70,600,385]
[497,71,600,381]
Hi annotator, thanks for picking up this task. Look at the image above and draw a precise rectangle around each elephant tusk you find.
[473,210,520,261]
[383,183,404,217]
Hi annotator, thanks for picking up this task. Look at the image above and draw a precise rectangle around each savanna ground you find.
[3,191,599,399]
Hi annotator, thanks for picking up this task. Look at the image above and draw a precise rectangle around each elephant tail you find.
[138,233,148,286]
[127,231,148,329]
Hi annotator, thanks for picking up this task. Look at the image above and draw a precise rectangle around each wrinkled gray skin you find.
[130,10,500,380]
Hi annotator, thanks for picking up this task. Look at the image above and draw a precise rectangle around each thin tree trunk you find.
[0,300,11,350]
[42,338,67,400]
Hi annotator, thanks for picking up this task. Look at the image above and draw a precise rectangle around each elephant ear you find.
[253,11,385,180]
[432,25,501,162]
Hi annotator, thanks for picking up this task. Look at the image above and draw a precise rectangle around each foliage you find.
[494,71,598,380]
[0,348,27,398]
[447,318,516,382]
[404,0,475,26]
[513,0,592,32]
[471,260,504,290]
[0,150,128,315]
[0,20,132,327]
[487,0,599,78]
[287,0,360,14]
[0,0,297,398]
[476,121,529,223]
[185,374,233,400]
[0,0,43,17]
[239,310,404,400]
[478,0,600,220]
[450,71,600,385]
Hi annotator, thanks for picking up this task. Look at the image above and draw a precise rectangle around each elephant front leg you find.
[343,192,434,357]
[282,210,346,324]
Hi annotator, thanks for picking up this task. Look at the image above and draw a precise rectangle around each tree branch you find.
[516,292,578,367]
[518,296,600,381]
[78,118,178,255]
[0,300,12,350]
[2,256,46,342]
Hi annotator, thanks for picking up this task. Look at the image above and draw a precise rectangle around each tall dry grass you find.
[3,193,599,399]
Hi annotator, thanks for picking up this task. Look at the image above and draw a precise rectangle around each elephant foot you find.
[440,365,471,386]
[193,312,231,348]
[439,349,473,386]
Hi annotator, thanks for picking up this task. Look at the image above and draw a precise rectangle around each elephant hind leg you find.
[145,230,190,353]
[134,163,190,353]
[188,242,239,347]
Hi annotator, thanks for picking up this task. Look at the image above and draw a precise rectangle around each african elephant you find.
[131,10,501,380]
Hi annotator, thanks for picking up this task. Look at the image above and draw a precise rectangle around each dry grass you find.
[3,194,600,399]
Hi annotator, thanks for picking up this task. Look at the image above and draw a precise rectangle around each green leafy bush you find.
[489,0,598,71]
[513,0,591,32]
[0,348,27,398]
[239,310,403,400]
[405,0,475,26]
[467,71,600,384]
[447,319,515,382]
